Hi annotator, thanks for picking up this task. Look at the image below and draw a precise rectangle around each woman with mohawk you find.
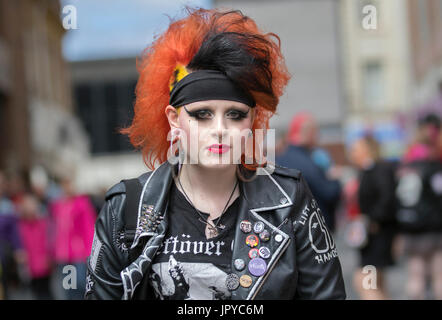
[85,7,345,300]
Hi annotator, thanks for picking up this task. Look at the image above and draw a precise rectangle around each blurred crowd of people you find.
[276,111,442,300]
[0,167,98,300]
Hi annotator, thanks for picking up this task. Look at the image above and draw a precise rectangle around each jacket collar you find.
[132,162,293,249]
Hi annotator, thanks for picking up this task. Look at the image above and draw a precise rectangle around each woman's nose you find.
[212,114,228,140]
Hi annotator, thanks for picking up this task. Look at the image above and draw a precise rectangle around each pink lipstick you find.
[208,144,230,154]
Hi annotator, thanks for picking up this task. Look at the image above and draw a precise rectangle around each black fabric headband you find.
[169,69,256,108]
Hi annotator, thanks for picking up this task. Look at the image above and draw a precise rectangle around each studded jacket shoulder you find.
[85,162,346,300]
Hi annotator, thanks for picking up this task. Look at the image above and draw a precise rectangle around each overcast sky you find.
[61,0,212,61]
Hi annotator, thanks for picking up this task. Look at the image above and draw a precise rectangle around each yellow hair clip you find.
[169,64,189,92]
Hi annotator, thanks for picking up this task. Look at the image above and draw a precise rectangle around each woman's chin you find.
[196,155,237,170]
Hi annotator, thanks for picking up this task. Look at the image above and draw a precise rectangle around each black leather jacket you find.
[85,162,346,300]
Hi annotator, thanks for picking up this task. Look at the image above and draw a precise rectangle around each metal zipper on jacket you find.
[271,218,289,234]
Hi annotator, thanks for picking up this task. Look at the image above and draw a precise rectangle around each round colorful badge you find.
[248,248,260,259]
[258,246,271,259]
[240,220,252,233]
[248,258,267,277]
[234,259,246,271]
[239,275,253,288]
[253,221,265,234]
[259,229,270,242]
[225,273,240,291]
[245,234,259,248]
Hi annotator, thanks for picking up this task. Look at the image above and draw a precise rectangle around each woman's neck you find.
[177,164,239,217]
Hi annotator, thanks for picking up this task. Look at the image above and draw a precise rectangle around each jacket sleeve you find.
[84,195,128,300]
[292,176,346,299]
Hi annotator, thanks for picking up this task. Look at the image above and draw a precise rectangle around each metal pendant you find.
[206,224,219,239]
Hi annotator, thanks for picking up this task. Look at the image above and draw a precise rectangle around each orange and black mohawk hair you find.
[121,7,291,170]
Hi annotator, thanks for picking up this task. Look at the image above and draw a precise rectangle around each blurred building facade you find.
[341,0,442,158]
[70,57,146,193]
[0,0,88,181]
[407,0,442,115]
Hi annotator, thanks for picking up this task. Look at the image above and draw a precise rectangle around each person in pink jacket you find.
[49,174,96,300]
[18,194,53,299]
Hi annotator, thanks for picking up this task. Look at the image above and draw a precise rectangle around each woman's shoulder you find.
[259,163,307,199]
[271,164,302,180]
[104,171,153,201]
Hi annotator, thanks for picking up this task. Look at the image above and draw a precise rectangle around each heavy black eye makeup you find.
[183,106,249,121]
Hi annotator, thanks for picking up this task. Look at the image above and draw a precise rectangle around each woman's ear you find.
[165,105,180,129]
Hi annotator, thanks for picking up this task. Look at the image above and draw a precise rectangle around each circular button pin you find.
[225,273,240,291]
[239,275,253,288]
[253,221,265,234]
[259,229,270,242]
[240,220,252,233]
[248,248,259,259]
[248,258,267,277]
[234,259,246,271]
[259,246,271,259]
[245,235,259,248]
[275,234,283,243]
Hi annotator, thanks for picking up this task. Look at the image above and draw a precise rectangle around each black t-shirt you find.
[149,182,239,300]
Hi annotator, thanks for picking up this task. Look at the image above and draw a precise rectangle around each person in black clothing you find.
[276,112,342,232]
[399,113,442,299]
[349,135,397,299]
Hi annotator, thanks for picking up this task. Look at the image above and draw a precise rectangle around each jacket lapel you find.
[231,167,294,300]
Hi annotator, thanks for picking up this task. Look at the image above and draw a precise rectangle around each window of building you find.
[362,61,384,110]
[74,80,136,154]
